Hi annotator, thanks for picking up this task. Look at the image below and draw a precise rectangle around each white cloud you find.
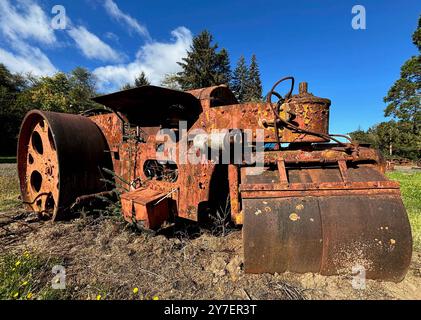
[67,26,121,62]
[94,27,192,92]
[0,0,57,76]
[0,0,121,74]
[0,0,56,44]
[0,0,191,83]
[103,0,150,39]
[0,42,56,76]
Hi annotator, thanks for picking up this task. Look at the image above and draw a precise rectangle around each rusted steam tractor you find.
[18,77,412,281]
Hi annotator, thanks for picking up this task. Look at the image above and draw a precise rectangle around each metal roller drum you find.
[17,110,112,220]
[241,166,412,282]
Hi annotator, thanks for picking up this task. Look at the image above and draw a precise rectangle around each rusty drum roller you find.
[17,110,112,220]
[241,168,413,282]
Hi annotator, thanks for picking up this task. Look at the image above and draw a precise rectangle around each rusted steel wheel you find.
[17,110,112,220]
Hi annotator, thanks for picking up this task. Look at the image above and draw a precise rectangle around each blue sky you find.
[0,0,419,134]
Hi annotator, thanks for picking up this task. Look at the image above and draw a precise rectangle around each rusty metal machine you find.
[17,77,412,281]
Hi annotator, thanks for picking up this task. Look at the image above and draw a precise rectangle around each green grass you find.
[0,156,17,164]
[0,251,70,300]
[387,171,421,250]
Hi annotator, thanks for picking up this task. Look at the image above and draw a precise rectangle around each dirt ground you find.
[1,208,420,300]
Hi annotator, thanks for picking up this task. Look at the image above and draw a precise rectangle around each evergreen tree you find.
[121,83,133,90]
[121,71,150,90]
[214,48,231,86]
[244,54,263,102]
[231,56,249,102]
[176,30,231,90]
[134,71,150,87]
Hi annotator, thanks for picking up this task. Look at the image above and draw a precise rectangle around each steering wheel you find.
[265,76,295,111]
[265,76,295,149]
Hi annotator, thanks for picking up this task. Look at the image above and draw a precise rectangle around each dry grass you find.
[0,164,20,212]
[1,213,307,300]
[1,213,419,300]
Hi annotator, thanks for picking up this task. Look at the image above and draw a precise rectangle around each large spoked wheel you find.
[18,112,59,219]
[18,110,113,221]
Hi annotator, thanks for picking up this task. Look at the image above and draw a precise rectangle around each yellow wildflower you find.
[152,296,159,300]
[13,292,19,298]
[96,294,102,300]
[15,261,21,267]
[27,292,33,299]
[22,281,28,286]
[133,287,139,294]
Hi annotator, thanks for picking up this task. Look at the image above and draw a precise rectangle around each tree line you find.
[0,66,99,155]
[349,15,420,161]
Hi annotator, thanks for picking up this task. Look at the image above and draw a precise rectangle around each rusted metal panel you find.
[243,197,323,273]
[121,188,169,229]
[240,180,400,192]
[89,113,123,152]
[262,146,383,165]
[228,164,241,224]
[187,86,238,106]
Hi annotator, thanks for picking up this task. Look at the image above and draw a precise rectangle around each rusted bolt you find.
[45,165,54,177]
